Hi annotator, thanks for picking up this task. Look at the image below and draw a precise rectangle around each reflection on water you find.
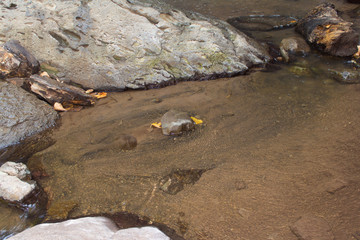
[3,0,360,239]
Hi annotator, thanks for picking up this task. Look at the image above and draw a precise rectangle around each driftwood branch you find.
[25,75,95,106]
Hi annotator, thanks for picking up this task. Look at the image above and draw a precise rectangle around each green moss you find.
[208,52,227,65]
[40,63,59,75]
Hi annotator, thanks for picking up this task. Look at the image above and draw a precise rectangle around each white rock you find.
[7,217,170,240]
[0,161,30,180]
[7,217,119,240]
[112,226,170,240]
[0,171,35,202]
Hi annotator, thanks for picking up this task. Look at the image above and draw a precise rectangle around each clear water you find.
[2,0,360,239]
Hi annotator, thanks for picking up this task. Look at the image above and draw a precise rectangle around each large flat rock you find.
[0,0,269,90]
[0,82,58,149]
[7,217,170,240]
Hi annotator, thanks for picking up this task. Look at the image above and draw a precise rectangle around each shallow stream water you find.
[2,0,360,239]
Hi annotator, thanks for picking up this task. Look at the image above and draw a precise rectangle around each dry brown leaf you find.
[40,71,50,78]
[54,102,67,112]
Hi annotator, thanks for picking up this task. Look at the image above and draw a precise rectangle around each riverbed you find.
[2,0,360,239]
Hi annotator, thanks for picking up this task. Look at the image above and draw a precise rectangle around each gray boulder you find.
[0,0,269,90]
[7,216,170,240]
[161,109,194,136]
[0,82,58,149]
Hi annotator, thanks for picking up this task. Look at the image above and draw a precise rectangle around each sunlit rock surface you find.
[7,217,170,240]
[0,164,35,202]
[0,0,269,90]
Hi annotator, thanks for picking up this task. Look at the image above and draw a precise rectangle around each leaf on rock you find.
[151,122,162,128]
[191,116,203,125]
[54,102,67,112]
[40,71,50,78]
[85,89,94,94]
[93,92,107,99]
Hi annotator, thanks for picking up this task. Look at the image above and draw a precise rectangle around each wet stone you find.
[46,200,78,221]
[161,110,195,136]
[235,179,247,190]
[325,179,347,194]
[0,82,58,150]
[280,37,310,62]
[329,70,360,84]
[112,135,137,151]
[0,162,30,180]
[159,169,207,195]
[227,15,298,32]
[291,215,334,240]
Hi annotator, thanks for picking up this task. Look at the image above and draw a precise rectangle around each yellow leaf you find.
[151,122,162,128]
[191,116,203,125]
[93,92,107,99]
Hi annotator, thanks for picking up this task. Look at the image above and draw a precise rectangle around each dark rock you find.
[280,37,311,62]
[0,40,40,79]
[348,0,360,3]
[4,40,40,76]
[329,69,360,84]
[325,179,347,194]
[112,134,137,151]
[291,215,334,240]
[227,15,298,32]
[296,3,359,57]
[235,180,247,190]
[0,82,58,150]
[161,110,194,136]
[25,74,95,106]
[159,169,206,195]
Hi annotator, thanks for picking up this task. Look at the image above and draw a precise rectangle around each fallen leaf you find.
[353,45,360,58]
[40,71,50,78]
[93,92,107,99]
[151,122,162,128]
[191,116,203,125]
[85,89,94,94]
[54,102,67,112]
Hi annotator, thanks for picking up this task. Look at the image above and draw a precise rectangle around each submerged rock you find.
[280,37,310,62]
[7,217,170,240]
[329,69,360,84]
[0,162,36,202]
[0,0,269,90]
[0,82,58,149]
[161,110,194,136]
[290,215,334,240]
